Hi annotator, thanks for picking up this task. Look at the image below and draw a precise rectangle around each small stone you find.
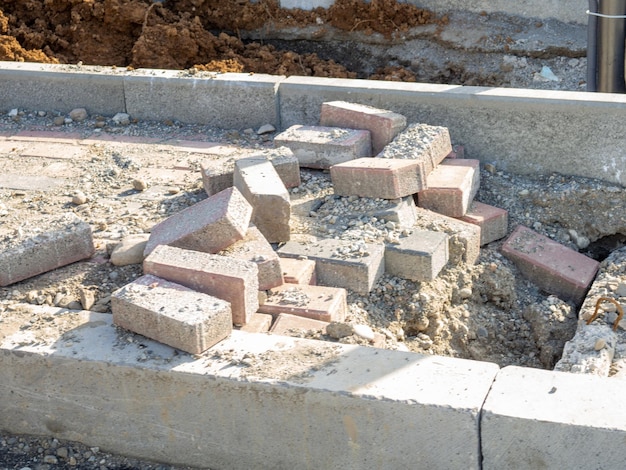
[43,455,58,464]
[594,338,606,351]
[110,233,150,266]
[326,322,354,339]
[112,112,130,126]
[167,187,181,195]
[69,108,88,122]
[72,191,88,205]
[79,288,96,310]
[53,116,65,126]
[56,447,69,459]
[352,323,375,341]
[257,124,276,135]
[459,287,472,299]
[8,108,18,117]
[484,162,497,174]
[615,283,626,297]
[132,179,148,191]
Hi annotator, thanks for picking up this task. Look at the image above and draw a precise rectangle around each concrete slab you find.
[259,283,347,322]
[0,306,499,470]
[124,70,283,128]
[482,366,626,470]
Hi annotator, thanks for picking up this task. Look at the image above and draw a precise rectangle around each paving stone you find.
[270,312,329,336]
[377,123,452,188]
[19,142,87,160]
[144,186,252,256]
[277,238,385,294]
[334,195,417,227]
[418,163,479,218]
[442,157,481,194]
[233,156,291,243]
[319,101,407,154]
[415,207,481,266]
[0,213,95,286]
[201,146,300,196]
[279,256,317,285]
[219,225,284,291]
[385,230,449,282]
[259,283,347,322]
[238,312,273,333]
[501,225,600,305]
[0,174,66,191]
[460,201,508,246]
[111,274,232,355]
[143,245,259,326]
[11,130,83,143]
[330,157,421,199]
[274,125,371,169]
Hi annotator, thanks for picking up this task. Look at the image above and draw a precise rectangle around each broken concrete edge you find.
[1,62,624,186]
[1,305,624,469]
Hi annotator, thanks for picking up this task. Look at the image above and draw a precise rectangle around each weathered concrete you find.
[0,306,499,470]
[482,365,626,470]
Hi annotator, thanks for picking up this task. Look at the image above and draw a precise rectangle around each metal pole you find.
[597,0,626,93]
[587,0,599,91]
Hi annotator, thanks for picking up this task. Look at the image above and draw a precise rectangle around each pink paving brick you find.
[80,134,162,146]
[377,123,452,189]
[143,244,259,326]
[144,186,252,257]
[258,283,347,322]
[11,130,83,143]
[330,157,422,199]
[442,158,481,195]
[460,201,508,246]
[19,142,87,160]
[418,163,479,217]
[0,213,95,286]
[319,101,407,155]
[273,125,372,169]
[279,256,317,285]
[238,312,273,333]
[219,225,284,290]
[234,156,291,243]
[501,225,600,305]
[445,145,465,159]
[270,313,329,336]
[111,274,232,354]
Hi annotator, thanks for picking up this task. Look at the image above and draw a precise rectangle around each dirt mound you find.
[0,0,442,80]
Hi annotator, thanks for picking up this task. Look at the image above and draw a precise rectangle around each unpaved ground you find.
[0,0,587,90]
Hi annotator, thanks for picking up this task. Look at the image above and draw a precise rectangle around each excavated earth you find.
[0,0,625,468]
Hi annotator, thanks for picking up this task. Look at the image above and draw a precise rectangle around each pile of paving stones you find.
[0,100,604,358]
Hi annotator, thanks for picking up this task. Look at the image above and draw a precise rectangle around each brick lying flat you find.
[144,186,252,256]
[259,284,347,322]
[328,195,417,227]
[418,163,479,218]
[111,274,232,355]
[277,238,385,294]
[501,225,600,305]
[201,147,300,196]
[460,201,508,246]
[238,312,273,333]
[273,125,371,169]
[330,157,421,199]
[143,245,259,326]
[270,312,329,336]
[279,256,317,285]
[219,225,283,290]
[319,101,406,155]
[415,207,481,266]
[385,230,449,282]
[442,158,481,195]
[377,123,452,188]
[0,213,95,286]
[234,156,291,243]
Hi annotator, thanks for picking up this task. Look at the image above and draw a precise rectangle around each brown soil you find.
[0,0,442,80]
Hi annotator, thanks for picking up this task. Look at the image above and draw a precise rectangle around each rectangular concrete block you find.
[201,146,300,196]
[259,284,347,322]
[219,225,284,291]
[125,71,283,129]
[270,312,329,336]
[238,312,273,333]
[143,245,259,326]
[501,225,600,305]
[144,186,253,256]
[320,101,407,154]
[277,238,385,294]
[330,157,421,199]
[377,123,453,188]
[415,207,481,266]
[279,256,317,285]
[274,125,372,169]
[111,274,232,354]
[234,156,291,243]
[460,201,508,245]
[0,213,95,286]
[482,366,626,470]
[385,230,449,281]
[0,308,499,470]
[418,163,479,217]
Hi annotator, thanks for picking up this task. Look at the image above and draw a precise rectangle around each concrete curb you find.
[1,62,624,186]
